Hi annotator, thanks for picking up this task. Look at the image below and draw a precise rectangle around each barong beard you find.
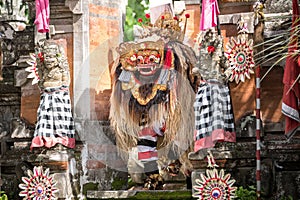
[121,61,169,125]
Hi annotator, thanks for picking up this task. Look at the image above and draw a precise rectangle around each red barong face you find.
[118,40,166,88]
[135,49,161,76]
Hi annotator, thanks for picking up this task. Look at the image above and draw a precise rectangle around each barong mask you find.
[119,40,164,79]
[118,40,167,106]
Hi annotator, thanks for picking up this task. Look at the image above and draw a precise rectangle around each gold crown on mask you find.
[136,11,190,42]
[118,39,165,71]
[116,11,189,71]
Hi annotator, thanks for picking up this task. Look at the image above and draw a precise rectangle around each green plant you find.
[235,186,257,200]
[0,0,31,23]
[124,0,149,41]
[111,177,127,190]
[19,1,29,17]
[280,196,293,200]
[0,191,8,200]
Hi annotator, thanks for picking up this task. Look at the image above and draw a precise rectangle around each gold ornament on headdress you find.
[131,84,168,105]
[136,11,190,42]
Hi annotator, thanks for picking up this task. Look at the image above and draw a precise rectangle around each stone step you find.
[87,189,194,199]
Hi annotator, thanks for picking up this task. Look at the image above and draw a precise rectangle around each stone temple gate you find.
[0,0,299,199]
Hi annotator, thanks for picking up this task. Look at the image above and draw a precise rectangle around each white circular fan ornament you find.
[19,166,59,200]
[25,53,40,85]
[193,168,237,200]
[224,34,255,84]
[193,151,237,200]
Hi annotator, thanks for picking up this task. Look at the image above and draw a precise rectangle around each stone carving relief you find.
[0,47,2,81]
[0,22,18,67]
[0,22,17,80]
[0,23,34,84]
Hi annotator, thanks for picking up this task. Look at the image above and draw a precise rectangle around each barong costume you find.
[110,11,197,188]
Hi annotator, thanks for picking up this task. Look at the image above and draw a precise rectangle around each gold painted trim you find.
[131,84,167,105]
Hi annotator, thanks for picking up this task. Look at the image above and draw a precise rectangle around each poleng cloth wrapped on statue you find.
[31,85,75,149]
[193,80,235,152]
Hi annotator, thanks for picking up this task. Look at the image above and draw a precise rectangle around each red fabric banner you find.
[282,0,300,136]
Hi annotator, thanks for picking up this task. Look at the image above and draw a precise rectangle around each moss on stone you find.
[83,182,99,196]
[87,190,194,200]
[129,190,194,199]
[111,178,128,190]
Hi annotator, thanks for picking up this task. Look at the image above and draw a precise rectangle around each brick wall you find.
[77,0,127,194]
[89,0,122,120]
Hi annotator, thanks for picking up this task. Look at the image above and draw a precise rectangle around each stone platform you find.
[87,189,194,200]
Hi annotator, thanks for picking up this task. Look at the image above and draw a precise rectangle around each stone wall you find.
[77,0,128,196]
[0,22,34,148]
[0,0,127,198]
[0,69,20,139]
[0,19,35,200]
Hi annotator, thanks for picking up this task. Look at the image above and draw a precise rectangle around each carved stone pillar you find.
[64,0,91,119]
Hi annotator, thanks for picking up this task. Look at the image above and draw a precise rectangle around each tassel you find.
[164,47,173,69]
[46,32,50,40]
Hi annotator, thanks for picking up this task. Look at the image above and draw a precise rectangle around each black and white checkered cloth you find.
[194,79,235,141]
[34,85,75,139]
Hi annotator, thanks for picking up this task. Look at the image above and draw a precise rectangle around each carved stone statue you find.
[192,28,236,156]
[27,40,75,150]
